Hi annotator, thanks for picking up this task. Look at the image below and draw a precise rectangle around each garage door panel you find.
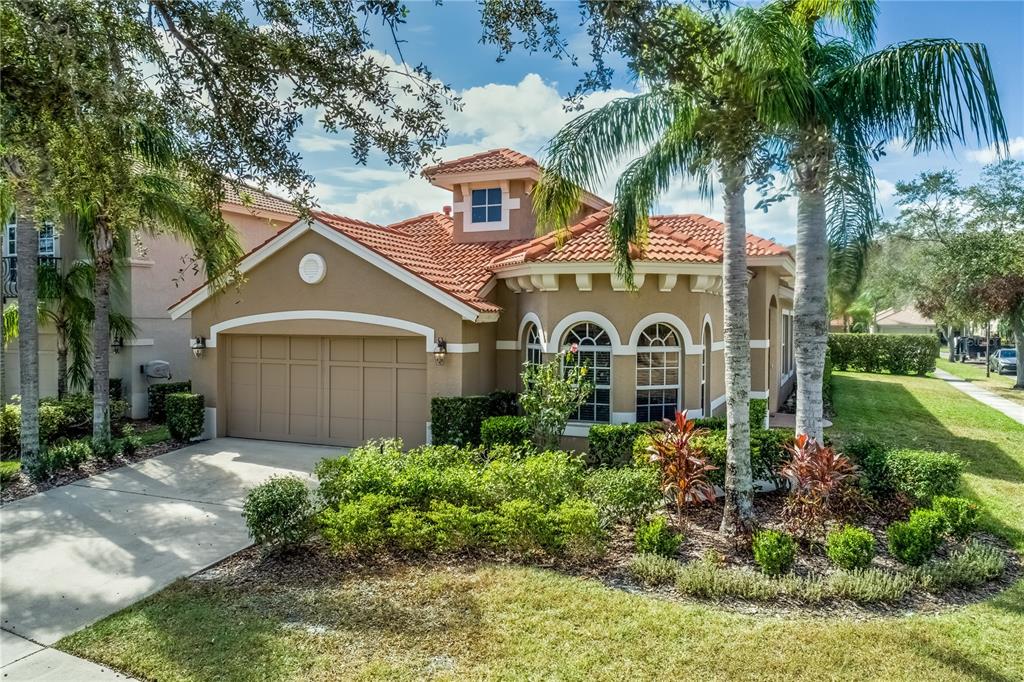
[260,336,287,359]
[396,338,424,364]
[330,338,361,362]
[290,336,320,361]
[364,338,396,363]
[232,335,258,358]
[289,364,320,438]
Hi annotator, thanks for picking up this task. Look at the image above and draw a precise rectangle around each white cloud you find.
[965,136,1024,164]
[295,134,350,153]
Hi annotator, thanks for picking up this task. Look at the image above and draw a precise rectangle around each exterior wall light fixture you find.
[434,338,448,365]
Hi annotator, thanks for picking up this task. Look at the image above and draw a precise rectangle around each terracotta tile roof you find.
[222,182,297,216]
[422,148,538,178]
[488,208,788,268]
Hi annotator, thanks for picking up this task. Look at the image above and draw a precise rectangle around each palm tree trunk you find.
[15,193,40,463]
[947,324,956,361]
[92,220,114,441]
[718,161,754,537]
[793,158,829,444]
[56,321,68,399]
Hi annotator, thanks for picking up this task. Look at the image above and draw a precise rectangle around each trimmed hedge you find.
[166,392,205,441]
[828,333,938,375]
[688,428,793,488]
[430,391,518,446]
[2,394,129,456]
[481,415,532,449]
[148,381,192,423]
[886,448,964,502]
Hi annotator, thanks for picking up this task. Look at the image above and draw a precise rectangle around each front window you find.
[782,313,794,375]
[563,322,611,423]
[471,188,502,223]
[525,323,543,367]
[4,216,57,257]
[636,323,681,422]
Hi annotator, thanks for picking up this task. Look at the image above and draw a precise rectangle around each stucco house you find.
[1,183,297,416]
[171,148,797,448]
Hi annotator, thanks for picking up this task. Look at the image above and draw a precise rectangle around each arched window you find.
[636,323,681,422]
[524,322,544,366]
[563,322,612,423]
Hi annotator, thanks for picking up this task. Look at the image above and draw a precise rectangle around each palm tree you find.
[72,121,242,442]
[776,1,1006,442]
[4,261,135,398]
[532,5,805,535]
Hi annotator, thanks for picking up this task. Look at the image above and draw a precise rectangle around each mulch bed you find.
[190,492,1021,621]
[0,432,186,506]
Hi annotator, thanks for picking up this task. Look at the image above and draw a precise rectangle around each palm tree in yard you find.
[778,1,1006,442]
[532,5,807,535]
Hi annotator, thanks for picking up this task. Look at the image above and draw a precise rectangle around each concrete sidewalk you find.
[0,438,340,679]
[933,368,1024,425]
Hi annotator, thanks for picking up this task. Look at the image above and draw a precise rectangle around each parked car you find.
[989,348,1017,375]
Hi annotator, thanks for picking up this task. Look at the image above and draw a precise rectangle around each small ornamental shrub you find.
[2,396,130,455]
[915,541,1006,591]
[319,493,402,554]
[583,465,660,526]
[480,415,532,449]
[931,496,980,540]
[780,435,860,536]
[587,422,654,468]
[690,428,792,489]
[551,499,606,559]
[430,392,519,447]
[27,439,93,480]
[630,553,680,587]
[752,529,797,576]
[886,449,964,503]
[91,432,119,462]
[825,525,876,571]
[520,348,592,450]
[496,498,557,554]
[387,509,434,553]
[824,568,915,603]
[482,450,585,508]
[147,381,192,423]
[119,424,143,457]
[0,404,19,457]
[426,501,480,552]
[648,411,717,529]
[242,476,315,551]
[634,517,683,558]
[749,398,768,429]
[887,509,946,566]
[166,393,205,441]
[840,435,891,499]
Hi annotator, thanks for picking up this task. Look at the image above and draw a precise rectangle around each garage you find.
[226,334,428,447]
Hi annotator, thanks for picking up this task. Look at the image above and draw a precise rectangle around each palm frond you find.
[825,137,878,300]
[2,303,18,347]
[825,39,1007,154]
[792,0,877,49]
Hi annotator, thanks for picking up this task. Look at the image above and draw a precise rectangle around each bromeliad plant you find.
[519,345,592,450]
[648,411,718,530]
[780,435,861,537]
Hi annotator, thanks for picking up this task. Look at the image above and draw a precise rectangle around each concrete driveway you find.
[1,438,339,654]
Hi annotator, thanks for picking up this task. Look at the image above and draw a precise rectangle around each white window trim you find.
[635,323,682,422]
[453,180,520,232]
[548,311,625,354]
[562,321,614,424]
[627,313,697,355]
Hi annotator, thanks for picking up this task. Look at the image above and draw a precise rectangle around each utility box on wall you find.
[141,360,171,379]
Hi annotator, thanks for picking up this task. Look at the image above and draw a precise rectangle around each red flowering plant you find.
[779,435,861,537]
[647,411,718,530]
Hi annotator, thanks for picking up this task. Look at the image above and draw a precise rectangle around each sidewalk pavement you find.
[933,368,1024,426]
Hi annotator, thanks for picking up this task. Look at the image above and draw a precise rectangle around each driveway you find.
[1,438,338,658]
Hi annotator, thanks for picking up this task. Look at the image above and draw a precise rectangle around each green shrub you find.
[827,333,938,375]
[426,501,480,552]
[915,541,1005,591]
[583,465,660,525]
[147,381,191,423]
[824,568,914,603]
[481,450,584,507]
[841,435,891,499]
[749,399,768,429]
[27,439,93,480]
[752,529,797,576]
[822,347,834,404]
[480,415,532,449]
[496,498,556,554]
[691,416,726,430]
[551,499,606,559]
[1,404,19,457]
[388,509,434,552]
[887,509,946,565]
[931,496,980,540]
[691,428,791,488]
[886,449,964,502]
[319,493,402,554]
[629,553,680,586]
[634,517,683,557]
[242,476,315,551]
[119,424,143,457]
[2,395,132,456]
[825,525,876,571]
[587,423,654,468]
[430,392,518,446]
[91,432,120,462]
[166,393,205,441]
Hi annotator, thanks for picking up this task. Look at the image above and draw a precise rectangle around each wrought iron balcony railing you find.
[1,256,63,301]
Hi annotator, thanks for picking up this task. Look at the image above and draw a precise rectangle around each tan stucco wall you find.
[188,228,474,436]
[452,180,537,243]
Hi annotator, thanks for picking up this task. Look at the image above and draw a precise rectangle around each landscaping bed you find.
[0,422,178,505]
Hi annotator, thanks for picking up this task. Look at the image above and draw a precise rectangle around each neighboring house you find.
[171,148,797,448]
[0,183,297,416]
[870,307,938,335]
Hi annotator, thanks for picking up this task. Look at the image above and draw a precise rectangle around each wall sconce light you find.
[111,336,124,354]
[190,336,207,358]
[433,338,448,365]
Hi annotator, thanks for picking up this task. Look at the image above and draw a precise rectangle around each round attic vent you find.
[298,253,326,284]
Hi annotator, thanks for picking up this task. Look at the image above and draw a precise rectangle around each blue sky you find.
[292,0,1024,244]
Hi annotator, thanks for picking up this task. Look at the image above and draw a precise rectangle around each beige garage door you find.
[227,335,428,447]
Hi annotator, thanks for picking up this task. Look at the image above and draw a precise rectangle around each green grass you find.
[935,356,1024,408]
[0,459,20,487]
[57,372,1024,681]
[137,424,171,446]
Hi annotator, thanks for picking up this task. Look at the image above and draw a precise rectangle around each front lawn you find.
[936,356,1024,408]
[57,371,1024,681]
